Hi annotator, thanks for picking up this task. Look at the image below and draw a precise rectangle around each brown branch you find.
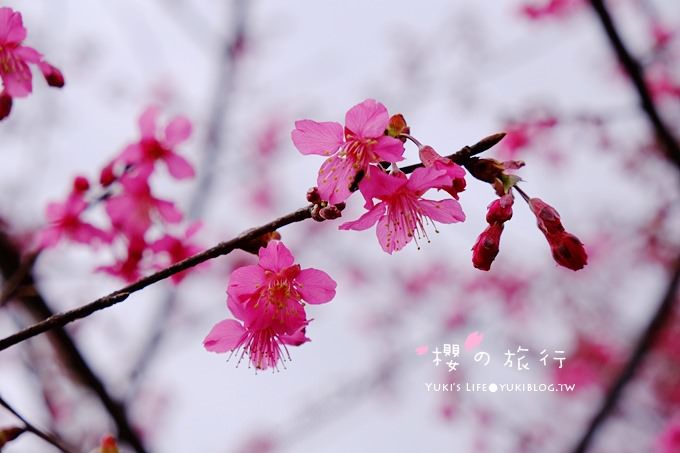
[571,257,680,452]
[0,395,74,453]
[0,231,148,453]
[571,2,680,451]
[0,133,505,354]
[589,0,680,170]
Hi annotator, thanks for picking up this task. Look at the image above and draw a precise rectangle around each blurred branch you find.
[572,257,680,453]
[0,395,73,453]
[0,132,504,353]
[589,0,680,170]
[0,231,147,453]
[127,0,248,392]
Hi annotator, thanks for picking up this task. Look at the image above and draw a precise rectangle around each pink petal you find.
[0,8,26,44]
[118,143,143,165]
[149,235,176,253]
[37,227,61,249]
[376,214,411,254]
[371,135,405,163]
[358,166,406,204]
[338,203,385,231]
[164,116,192,147]
[155,199,183,223]
[280,325,310,346]
[138,106,159,139]
[317,155,356,204]
[418,199,466,223]
[14,46,42,63]
[203,319,246,353]
[227,264,266,302]
[45,201,66,222]
[291,120,344,156]
[406,166,450,193]
[296,268,337,304]
[344,99,389,139]
[2,63,32,97]
[258,241,295,272]
[165,152,195,179]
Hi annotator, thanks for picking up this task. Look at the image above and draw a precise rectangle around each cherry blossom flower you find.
[204,241,336,369]
[340,166,465,254]
[97,236,147,283]
[38,177,110,248]
[419,145,467,199]
[291,99,405,204]
[0,7,64,120]
[118,106,194,180]
[149,223,203,284]
[520,0,584,21]
[105,173,183,240]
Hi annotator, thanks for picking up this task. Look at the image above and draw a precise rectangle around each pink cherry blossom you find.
[291,99,405,204]
[149,223,203,284]
[105,173,183,240]
[97,236,147,283]
[339,166,465,254]
[204,241,336,369]
[119,106,195,180]
[38,184,110,249]
[0,7,64,119]
[656,419,680,453]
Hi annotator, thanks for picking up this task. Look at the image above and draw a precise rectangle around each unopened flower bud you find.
[42,64,65,88]
[99,163,116,187]
[319,205,342,220]
[486,194,514,224]
[306,187,322,204]
[73,176,90,193]
[386,114,409,140]
[334,202,346,212]
[472,223,504,271]
[0,91,12,121]
[548,231,588,271]
[529,198,564,235]
[99,435,119,453]
[311,204,324,222]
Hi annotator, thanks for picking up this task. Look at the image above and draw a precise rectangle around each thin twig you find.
[0,395,74,453]
[0,133,504,353]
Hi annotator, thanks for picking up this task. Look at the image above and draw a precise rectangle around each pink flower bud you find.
[547,231,588,271]
[472,223,504,271]
[0,91,12,121]
[99,163,116,187]
[319,205,342,220]
[73,176,90,193]
[529,197,564,234]
[486,194,514,224]
[41,63,65,88]
[306,187,321,204]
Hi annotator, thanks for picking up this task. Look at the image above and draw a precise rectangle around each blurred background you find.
[0,0,679,452]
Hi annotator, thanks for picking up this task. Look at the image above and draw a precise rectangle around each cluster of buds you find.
[472,193,514,271]
[307,187,346,222]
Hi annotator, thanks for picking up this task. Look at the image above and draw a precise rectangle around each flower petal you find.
[227,264,266,302]
[317,154,356,204]
[376,213,411,254]
[371,135,405,163]
[164,116,192,147]
[406,166,451,193]
[419,199,466,223]
[258,241,295,273]
[0,8,26,44]
[296,268,337,304]
[203,319,246,353]
[138,106,159,139]
[338,203,385,231]
[291,120,344,156]
[165,152,195,179]
[344,99,389,139]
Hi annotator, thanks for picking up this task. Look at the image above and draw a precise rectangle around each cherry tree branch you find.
[589,0,680,169]
[0,132,505,353]
[0,395,74,453]
[571,1,680,451]
[0,230,148,453]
